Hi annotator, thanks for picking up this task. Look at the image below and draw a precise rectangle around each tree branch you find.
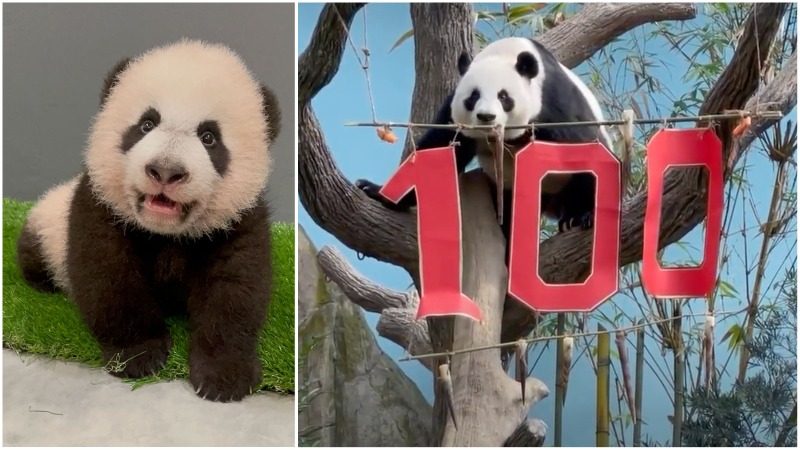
[317,245,432,369]
[538,3,697,69]
[298,3,366,107]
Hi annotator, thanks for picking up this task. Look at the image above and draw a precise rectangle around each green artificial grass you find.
[2,198,295,393]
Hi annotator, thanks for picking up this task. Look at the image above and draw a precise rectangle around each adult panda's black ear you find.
[458,51,472,76]
[515,51,539,79]
[260,84,282,142]
[100,57,132,106]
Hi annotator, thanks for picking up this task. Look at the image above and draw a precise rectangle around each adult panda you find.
[16,39,282,402]
[356,37,613,245]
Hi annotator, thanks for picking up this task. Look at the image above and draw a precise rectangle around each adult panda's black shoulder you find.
[16,39,282,403]
[356,36,612,241]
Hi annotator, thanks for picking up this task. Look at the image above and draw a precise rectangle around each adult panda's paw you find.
[189,352,261,403]
[355,178,412,212]
[557,211,594,233]
[102,333,173,379]
[578,211,594,230]
[355,179,384,200]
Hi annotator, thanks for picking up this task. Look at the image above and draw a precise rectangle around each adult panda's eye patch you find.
[120,107,161,153]
[464,88,481,111]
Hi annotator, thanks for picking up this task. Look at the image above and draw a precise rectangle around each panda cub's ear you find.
[100,57,132,106]
[515,51,539,79]
[260,84,282,143]
[457,51,472,76]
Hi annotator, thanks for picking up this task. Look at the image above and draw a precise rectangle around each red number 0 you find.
[507,141,622,312]
[642,128,723,298]
[379,147,483,321]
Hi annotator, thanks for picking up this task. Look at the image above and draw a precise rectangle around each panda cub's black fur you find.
[16,40,282,403]
[357,37,612,257]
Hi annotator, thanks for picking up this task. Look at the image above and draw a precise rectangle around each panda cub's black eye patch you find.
[120,107,161,153]
[498,89,515,113]
[196,120,230,176]
[463,88,481,112]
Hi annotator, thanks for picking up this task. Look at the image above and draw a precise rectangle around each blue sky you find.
[298,3,797,446]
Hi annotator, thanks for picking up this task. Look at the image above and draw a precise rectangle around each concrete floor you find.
[3,349,295,446]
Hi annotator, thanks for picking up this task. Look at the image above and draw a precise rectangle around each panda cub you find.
[357,37,612,243]
[16,39,282,402]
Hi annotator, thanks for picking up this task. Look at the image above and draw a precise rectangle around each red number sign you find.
[380,147,483,321]
[372,127,723,317]
[642,128,723,298]
[507,141,622,312]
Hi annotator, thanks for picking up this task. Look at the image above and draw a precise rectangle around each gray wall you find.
[3,3,296,223]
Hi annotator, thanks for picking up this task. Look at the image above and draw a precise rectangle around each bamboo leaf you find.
[389,28,414,53]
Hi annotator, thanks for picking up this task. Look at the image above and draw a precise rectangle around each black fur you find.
[499,89,515,113]
[355,38,603,241]
[16,224,59,293]
[100,58,132,106]
[260,84,282,142]
[121,108,161,153]
[515,51,539,79]
[196,120,230,176]
[63,173,272,402]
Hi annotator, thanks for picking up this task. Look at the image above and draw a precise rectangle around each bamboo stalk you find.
[633,319,645,447]
[738,159,787,383]
[554,313,565,447]
[596,325,610,447]
[672,303,684,447]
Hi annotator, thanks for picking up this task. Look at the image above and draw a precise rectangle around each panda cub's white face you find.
[451,50,543,141]
[86,40,277,238]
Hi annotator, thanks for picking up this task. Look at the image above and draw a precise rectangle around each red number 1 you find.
[379,147,483,321]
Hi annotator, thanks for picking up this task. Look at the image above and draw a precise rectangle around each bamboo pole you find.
[596,325,610,447]
[554,313,565,447]
[633,319,645,447]
[672,304,684,447]
[738,158,787,384]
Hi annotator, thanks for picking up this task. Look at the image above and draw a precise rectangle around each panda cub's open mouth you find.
[138,192,192,220]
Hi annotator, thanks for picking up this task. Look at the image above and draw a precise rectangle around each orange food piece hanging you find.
[377,126,398,143]
[732,116,751,137]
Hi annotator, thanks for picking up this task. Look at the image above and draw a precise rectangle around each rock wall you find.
[297,226,431,447]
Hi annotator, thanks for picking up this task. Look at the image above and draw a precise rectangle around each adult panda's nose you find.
[146,163,189,185]
[476,112,496,123]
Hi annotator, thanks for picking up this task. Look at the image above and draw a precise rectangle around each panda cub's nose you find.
[476,113,496,123]
[146,163,189,185]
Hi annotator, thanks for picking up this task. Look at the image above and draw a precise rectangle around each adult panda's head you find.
[85,39,281,238]
[450,39,545,141]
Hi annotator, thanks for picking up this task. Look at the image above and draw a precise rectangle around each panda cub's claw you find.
[102,333,173,379]
[189,351,262,403]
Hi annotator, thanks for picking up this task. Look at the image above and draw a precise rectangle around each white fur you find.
[25,176,80,293]
[86,39,273,238]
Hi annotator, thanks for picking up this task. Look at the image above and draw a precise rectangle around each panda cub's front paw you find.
[102,333,173,379]
[189,351,261,402]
